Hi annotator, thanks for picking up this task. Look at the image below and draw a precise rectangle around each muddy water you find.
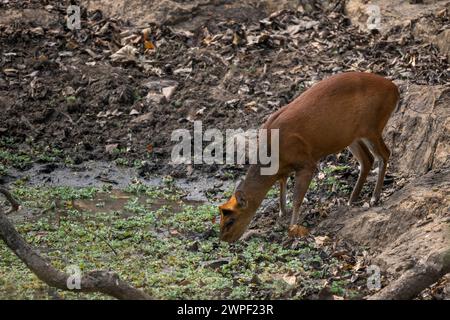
[72,189,202,215]
[72,189,152,213]
[6,160,234,203]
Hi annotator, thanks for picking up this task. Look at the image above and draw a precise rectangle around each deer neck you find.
[239,165,278,214]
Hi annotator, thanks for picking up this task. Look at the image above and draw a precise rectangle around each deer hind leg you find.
[362,136,390,206]
[279,177,288,218]
[290,167,315,226]
[347,140,374,205]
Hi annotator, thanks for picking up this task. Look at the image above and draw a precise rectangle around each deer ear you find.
[234,179,243,192]
[235,190,247,209]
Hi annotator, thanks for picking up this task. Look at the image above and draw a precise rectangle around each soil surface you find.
[0,0,448,177]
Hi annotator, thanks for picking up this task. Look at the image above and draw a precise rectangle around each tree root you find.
[368,251,450,300]
[0,187,152,300]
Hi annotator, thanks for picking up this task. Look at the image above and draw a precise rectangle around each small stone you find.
[162,86,177,101]
[105,144,118,154]
[146,92,166,104]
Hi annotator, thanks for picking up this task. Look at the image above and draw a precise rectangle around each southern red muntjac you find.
[219,72,400,242]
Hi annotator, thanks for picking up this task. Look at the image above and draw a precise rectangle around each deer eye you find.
[221,209,234,216]
[224,218,236,229]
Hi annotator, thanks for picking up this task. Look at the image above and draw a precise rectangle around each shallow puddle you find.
[7,161,233,204]
[72,189,203,216]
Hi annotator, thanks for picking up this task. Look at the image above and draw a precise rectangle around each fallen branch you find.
[0,188,151,300]
[0,187,20,213]
[368,251,450,300]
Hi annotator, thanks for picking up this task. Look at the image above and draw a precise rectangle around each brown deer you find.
[219,72,399,242]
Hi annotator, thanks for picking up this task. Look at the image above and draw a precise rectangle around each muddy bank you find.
[1,0,448,178]
[318,167,450,299]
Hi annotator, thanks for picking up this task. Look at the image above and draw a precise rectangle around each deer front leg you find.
[279,177,287,218]
[290,167,314,226]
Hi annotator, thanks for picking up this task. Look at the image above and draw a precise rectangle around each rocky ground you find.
[0,0,449,299]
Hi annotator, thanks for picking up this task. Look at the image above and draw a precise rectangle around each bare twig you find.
[0,188,151,300]
[82,226,119,256]
[0,187,20,213]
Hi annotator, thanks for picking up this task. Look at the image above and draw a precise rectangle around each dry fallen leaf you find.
[314,235,331,246]
[202,27,213,45]
[352,257,365,272]
[144,40,155,50]
[173,67,192,75]
[178,279,191,286]
[203,34,213,45]
[245,101,258,112]
[282,274,297,286]
[342,263,355,271]
[66,40,78,49]
[288,225,309,238]
[186,164,194,176]
[142,28,151,40]
[3,68,18,76]
[110,45,138,63]
[232,32,242,46]
[162,86,177,100]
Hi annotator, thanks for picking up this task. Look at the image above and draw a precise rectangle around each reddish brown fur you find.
[219,72,399,242]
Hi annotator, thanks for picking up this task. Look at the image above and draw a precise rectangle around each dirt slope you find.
[318,167,450,298]
[1,0,448,177]
[386,83,450,176]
